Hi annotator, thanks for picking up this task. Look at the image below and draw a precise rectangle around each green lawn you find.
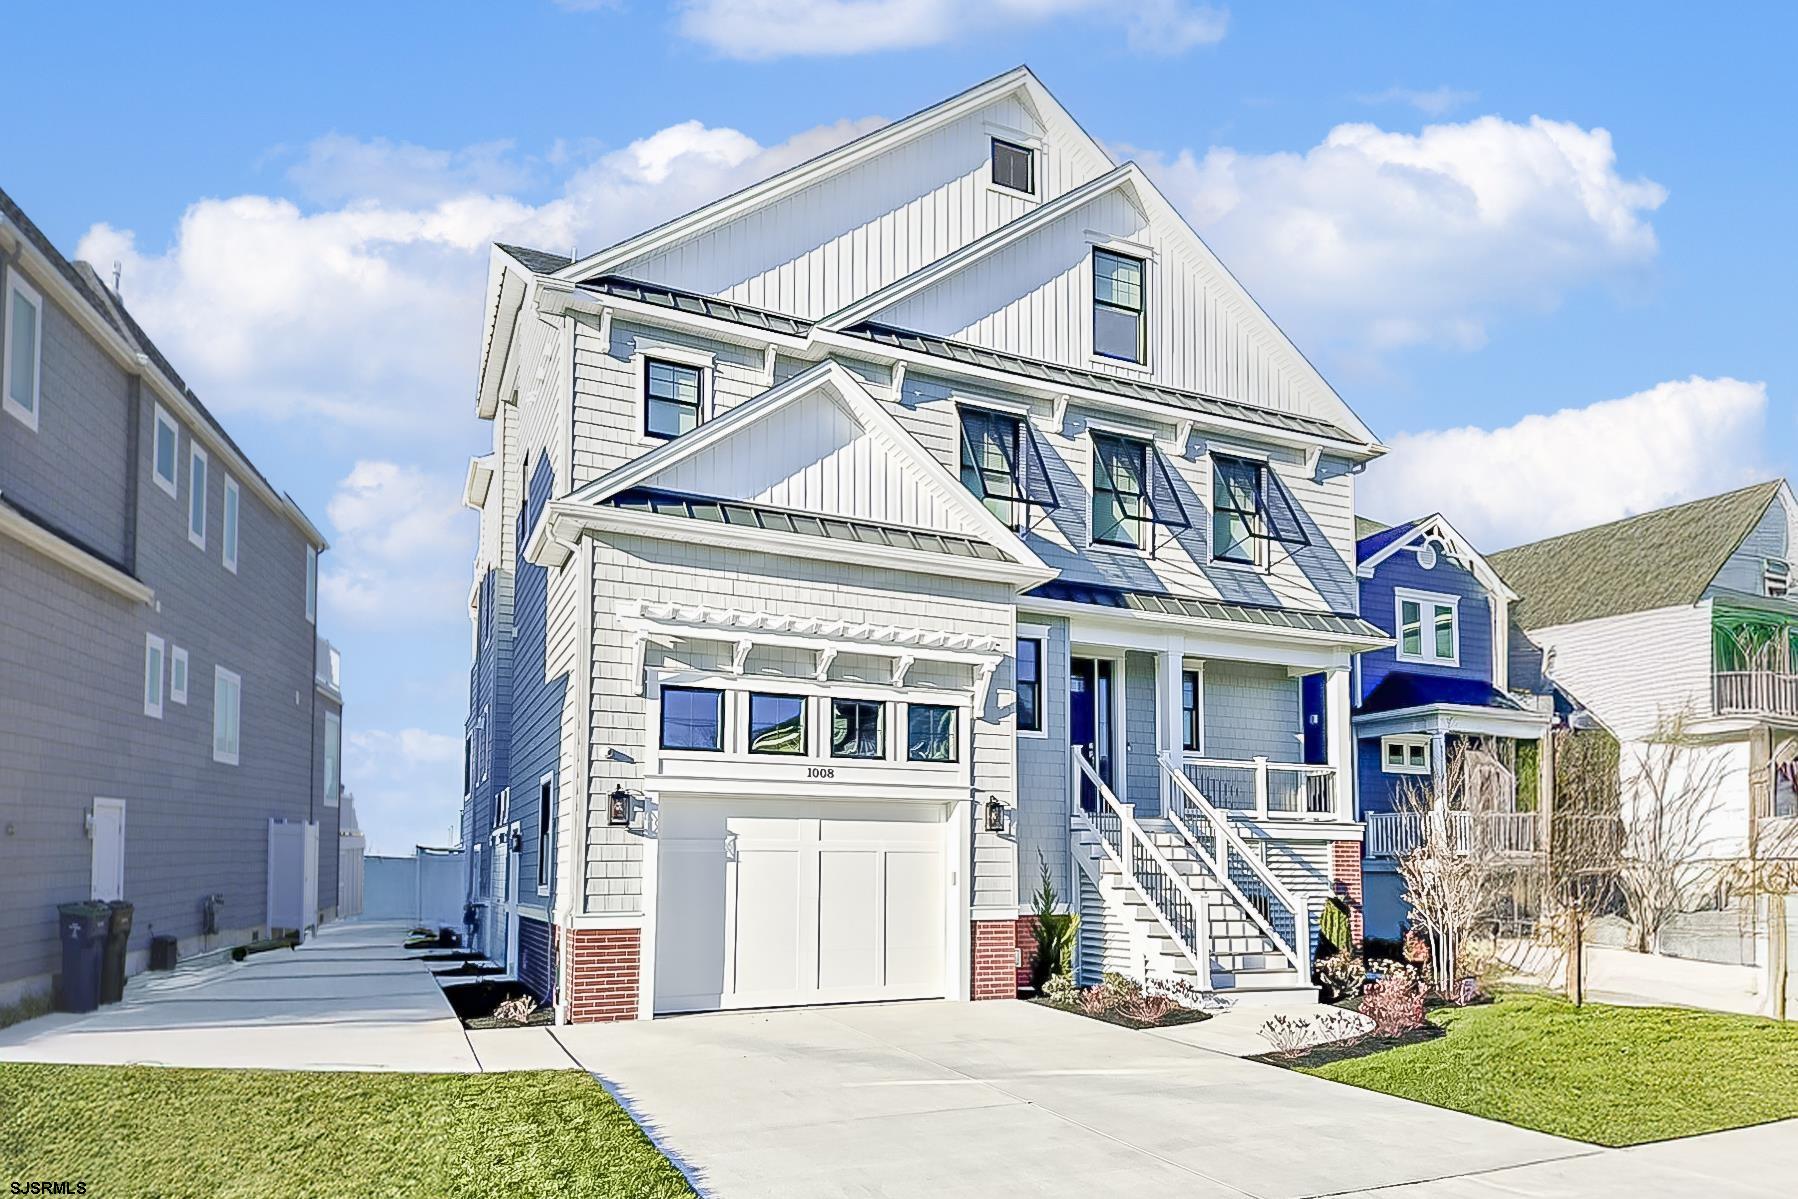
[0,1063,692,1198]
[1301,993,1798,1146]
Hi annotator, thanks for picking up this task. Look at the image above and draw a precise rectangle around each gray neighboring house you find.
[0,185,344,1008]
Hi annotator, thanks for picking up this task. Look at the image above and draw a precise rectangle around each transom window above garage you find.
[656,686,961,766]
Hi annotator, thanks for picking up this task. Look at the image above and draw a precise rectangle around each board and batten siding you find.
[582,534,1020,917]
[1525,603,1715,741]
[615,94,1111,320]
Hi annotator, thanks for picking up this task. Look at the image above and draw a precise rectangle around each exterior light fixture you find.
[983,797,1006,834]
[608,786,634,827]
[510,829,523,854]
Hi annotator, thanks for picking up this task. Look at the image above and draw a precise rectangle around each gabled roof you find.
[496,243,572,274]
[1491,481,1787,630]
[1355,519,1418,562]
[1355,515,1391,541]
[1356,513,1518,602]
[1357,671,1526,716]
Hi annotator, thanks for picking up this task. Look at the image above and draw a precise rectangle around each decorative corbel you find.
[731,638,754,676]
[763,343,779,385]
[815,645,838,683]
[630,630,649,698]
[890,361,906,402]
[892,654,915,687]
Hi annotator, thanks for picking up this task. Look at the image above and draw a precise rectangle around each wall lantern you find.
[608,786,635,827]
[510,829,524,854]
[983,796,1007,834]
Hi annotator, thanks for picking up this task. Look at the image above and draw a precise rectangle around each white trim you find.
[305,546,318,624]
[1393,587,1460,667]
[143,633,165,719]
[1181,660,1206,754]
[985,130,1042,202]
[2,270,43,431]
[1380,734,1431,776]
[170,646,189,706]
[151,406,180,498]
[0,496,154,605]
[187,444,208,550]
[212,665,242,766]
[536,771,554,896]
[635,350,712,441]
[323,710,341,808]
[222,475,240,574]
[1088,242,1152,374]
[1356,512,1520,601]
[1016,624,1049,739]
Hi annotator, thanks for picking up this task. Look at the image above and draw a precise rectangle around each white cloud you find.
[1137,115,1667,358]
[345,727,464,855]
[673,0,1226,59]
[1353,85,1479,116]
[1360,377,1770,549]
[320,460,470,629]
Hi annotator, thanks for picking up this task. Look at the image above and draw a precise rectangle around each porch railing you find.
[1715,670,1798,718]
[1365,811,1541,859]
[1178,755,1339,820]
[1071,749,1213,988]
[1158,751,1308,981]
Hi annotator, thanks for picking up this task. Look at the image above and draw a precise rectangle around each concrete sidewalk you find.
[0,919,566,1073]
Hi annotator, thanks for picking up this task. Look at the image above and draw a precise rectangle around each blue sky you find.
[4,2,1792,853]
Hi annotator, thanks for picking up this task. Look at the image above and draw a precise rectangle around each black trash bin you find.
[100,900,134,1004]
[56,902,109,1014]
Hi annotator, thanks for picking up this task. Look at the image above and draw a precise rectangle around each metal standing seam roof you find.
[578,275,816,338]
[606,487,1017,563]
[844,321,1358,443]
[1488,481,1786,630]
[1026,580,1388,640]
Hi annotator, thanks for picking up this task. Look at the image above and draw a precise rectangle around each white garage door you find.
[655,798,948,1014]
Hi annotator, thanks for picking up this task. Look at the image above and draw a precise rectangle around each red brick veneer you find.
[972,919,1019,1000]
[565,927,642,1023]
[1330,841,1364,947]
[1013,915,1039,992]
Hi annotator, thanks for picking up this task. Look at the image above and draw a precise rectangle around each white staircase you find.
[1068,748,1319,1006]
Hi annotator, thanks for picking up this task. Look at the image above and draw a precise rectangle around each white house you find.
[462,68,1390,1023]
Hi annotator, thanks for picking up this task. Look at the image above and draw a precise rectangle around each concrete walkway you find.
[0,919,569,1073]
[555,999,1794,1199]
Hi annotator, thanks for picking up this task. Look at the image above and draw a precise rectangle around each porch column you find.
[1158,639,1185,810]
[1325,666,1353,820]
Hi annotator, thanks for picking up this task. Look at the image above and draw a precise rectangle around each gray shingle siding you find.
[1203,661,1302,762]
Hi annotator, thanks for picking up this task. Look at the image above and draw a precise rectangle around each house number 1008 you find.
[807,767,836,779]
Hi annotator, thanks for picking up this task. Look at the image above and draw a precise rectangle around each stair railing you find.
[1159,750,1309,982]
[1070,748,1212,989]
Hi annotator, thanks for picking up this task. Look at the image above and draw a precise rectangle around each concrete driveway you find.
[0,919,566,1072]
[554,999,1793,1199]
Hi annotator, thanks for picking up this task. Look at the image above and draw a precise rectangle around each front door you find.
[1070,658,1116,810]
[91,798,125,901]
[1300,673,1328,765]
[490,835,510,967]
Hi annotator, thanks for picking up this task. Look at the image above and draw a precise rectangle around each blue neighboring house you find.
[1352,514,1557,941]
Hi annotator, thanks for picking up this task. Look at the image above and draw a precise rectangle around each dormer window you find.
[644,359,703,440]
[990,138,1036,196]
[1093,249,1145,364]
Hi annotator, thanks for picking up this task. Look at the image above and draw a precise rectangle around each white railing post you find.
[1253,756,1269,818]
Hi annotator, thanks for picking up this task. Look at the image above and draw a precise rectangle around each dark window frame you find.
[1091,432,1151,549]
[1181,669,1202,752]
[536,776,553,890]
[906,703,960,763]
[1092,248,1146,364]
[990,137,1036,196]
[1211,453,1267,566]
[643,358,705,441]
[1016,637,1043,732]
[747,692,808,756]
[659,685,725,752]
[829,698,886,760]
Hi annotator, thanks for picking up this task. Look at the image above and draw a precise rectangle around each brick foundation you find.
[971,919,1019,1000]
[1331,841,1365,947]
[1013,915,1039,992]
[564,926,642,1023]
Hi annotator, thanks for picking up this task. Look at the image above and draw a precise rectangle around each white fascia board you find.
[534,500,1054,589]
[1355,512,1518,601]
[0,212,325,550]
[1019,594,1388,660]
[1352,703,1552,739]
[553,66,1055,283]
[464,456,495,510]
[0,496,154,605]
[537,281,813,355]
[477,265,529,420]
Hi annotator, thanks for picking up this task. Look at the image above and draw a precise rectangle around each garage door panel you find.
[656,840,730,1011]
[732,847,804,1000]
[817,849,881,991]
[884,849,945,991]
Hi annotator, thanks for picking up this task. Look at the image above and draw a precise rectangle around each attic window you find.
[644,359,703,440]
[1766,557,1791,599]
[990,138,1035,196]
[1093,250,1145,364]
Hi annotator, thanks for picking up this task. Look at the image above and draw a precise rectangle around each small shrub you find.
[1258,1009,1372,1059]
[1402,929,1431,966]
[1118,992,1177,1024]
[1361,971,1427,1036]
[1079,984,1114,1016]
[1098,972,1142,1005]
[491,994,538,1025]
[1144,975,1211,1010]
[1318,898,1354,958]
[1450,976,1483,1006]
[1040,974,1078,1006]
[1028,854,1079,991]
[1258,1013,1314,1058]
[1313,950,1365,1002]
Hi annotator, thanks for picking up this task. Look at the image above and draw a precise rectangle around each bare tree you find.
[1519,725,1625,1005]
[1615,712,1734,953]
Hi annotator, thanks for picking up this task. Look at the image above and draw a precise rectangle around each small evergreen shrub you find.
[1318,898,1354,958]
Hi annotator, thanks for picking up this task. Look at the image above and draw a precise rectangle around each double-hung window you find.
[3,271,42,430]
[143,634,165,719]
[222,476,240,573]
[152,407,180,497]
[1212,454,1266,566]
[660,686,723,751]
[831,699,884,759]
[188,445,208,549]
[644,359,703,439]
[1395,589,1459,666]
[1016,637,1043,732]
[1091,433,1150,549]
[907,704,958,763]
[990,138,1035,195]
[213,666,241,765]
[1092,249,1145,364]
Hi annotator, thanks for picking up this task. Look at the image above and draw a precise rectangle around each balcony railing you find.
[1178,755,1340,821]
[1714,670,1798,718]
[1365,811,1540,859]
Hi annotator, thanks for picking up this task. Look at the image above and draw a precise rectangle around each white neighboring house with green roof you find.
[1491,480,1798,870]
[460,67,1395,1025]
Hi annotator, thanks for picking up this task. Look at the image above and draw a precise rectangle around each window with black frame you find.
[660,686,723,751]
[1093,249,1145,363]
[1092,432,1150,548]
[830,698,885,759]
[644,359,703,439]
[990,138,1035,195]
[748,693,807,755]
[1182,670,1201,752]
[536,777,553,890]
[1211,454,1266,565]
[959,407,1024,525]
[1016,637,1042,732]
[907,704,958,762]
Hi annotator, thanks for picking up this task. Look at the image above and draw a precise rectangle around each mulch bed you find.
[438,978,549,1029]
[1249,1022,1444,1069]
[464,1007,558,1031]
[433,963,505,977]
[1028,997,1212,1030]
